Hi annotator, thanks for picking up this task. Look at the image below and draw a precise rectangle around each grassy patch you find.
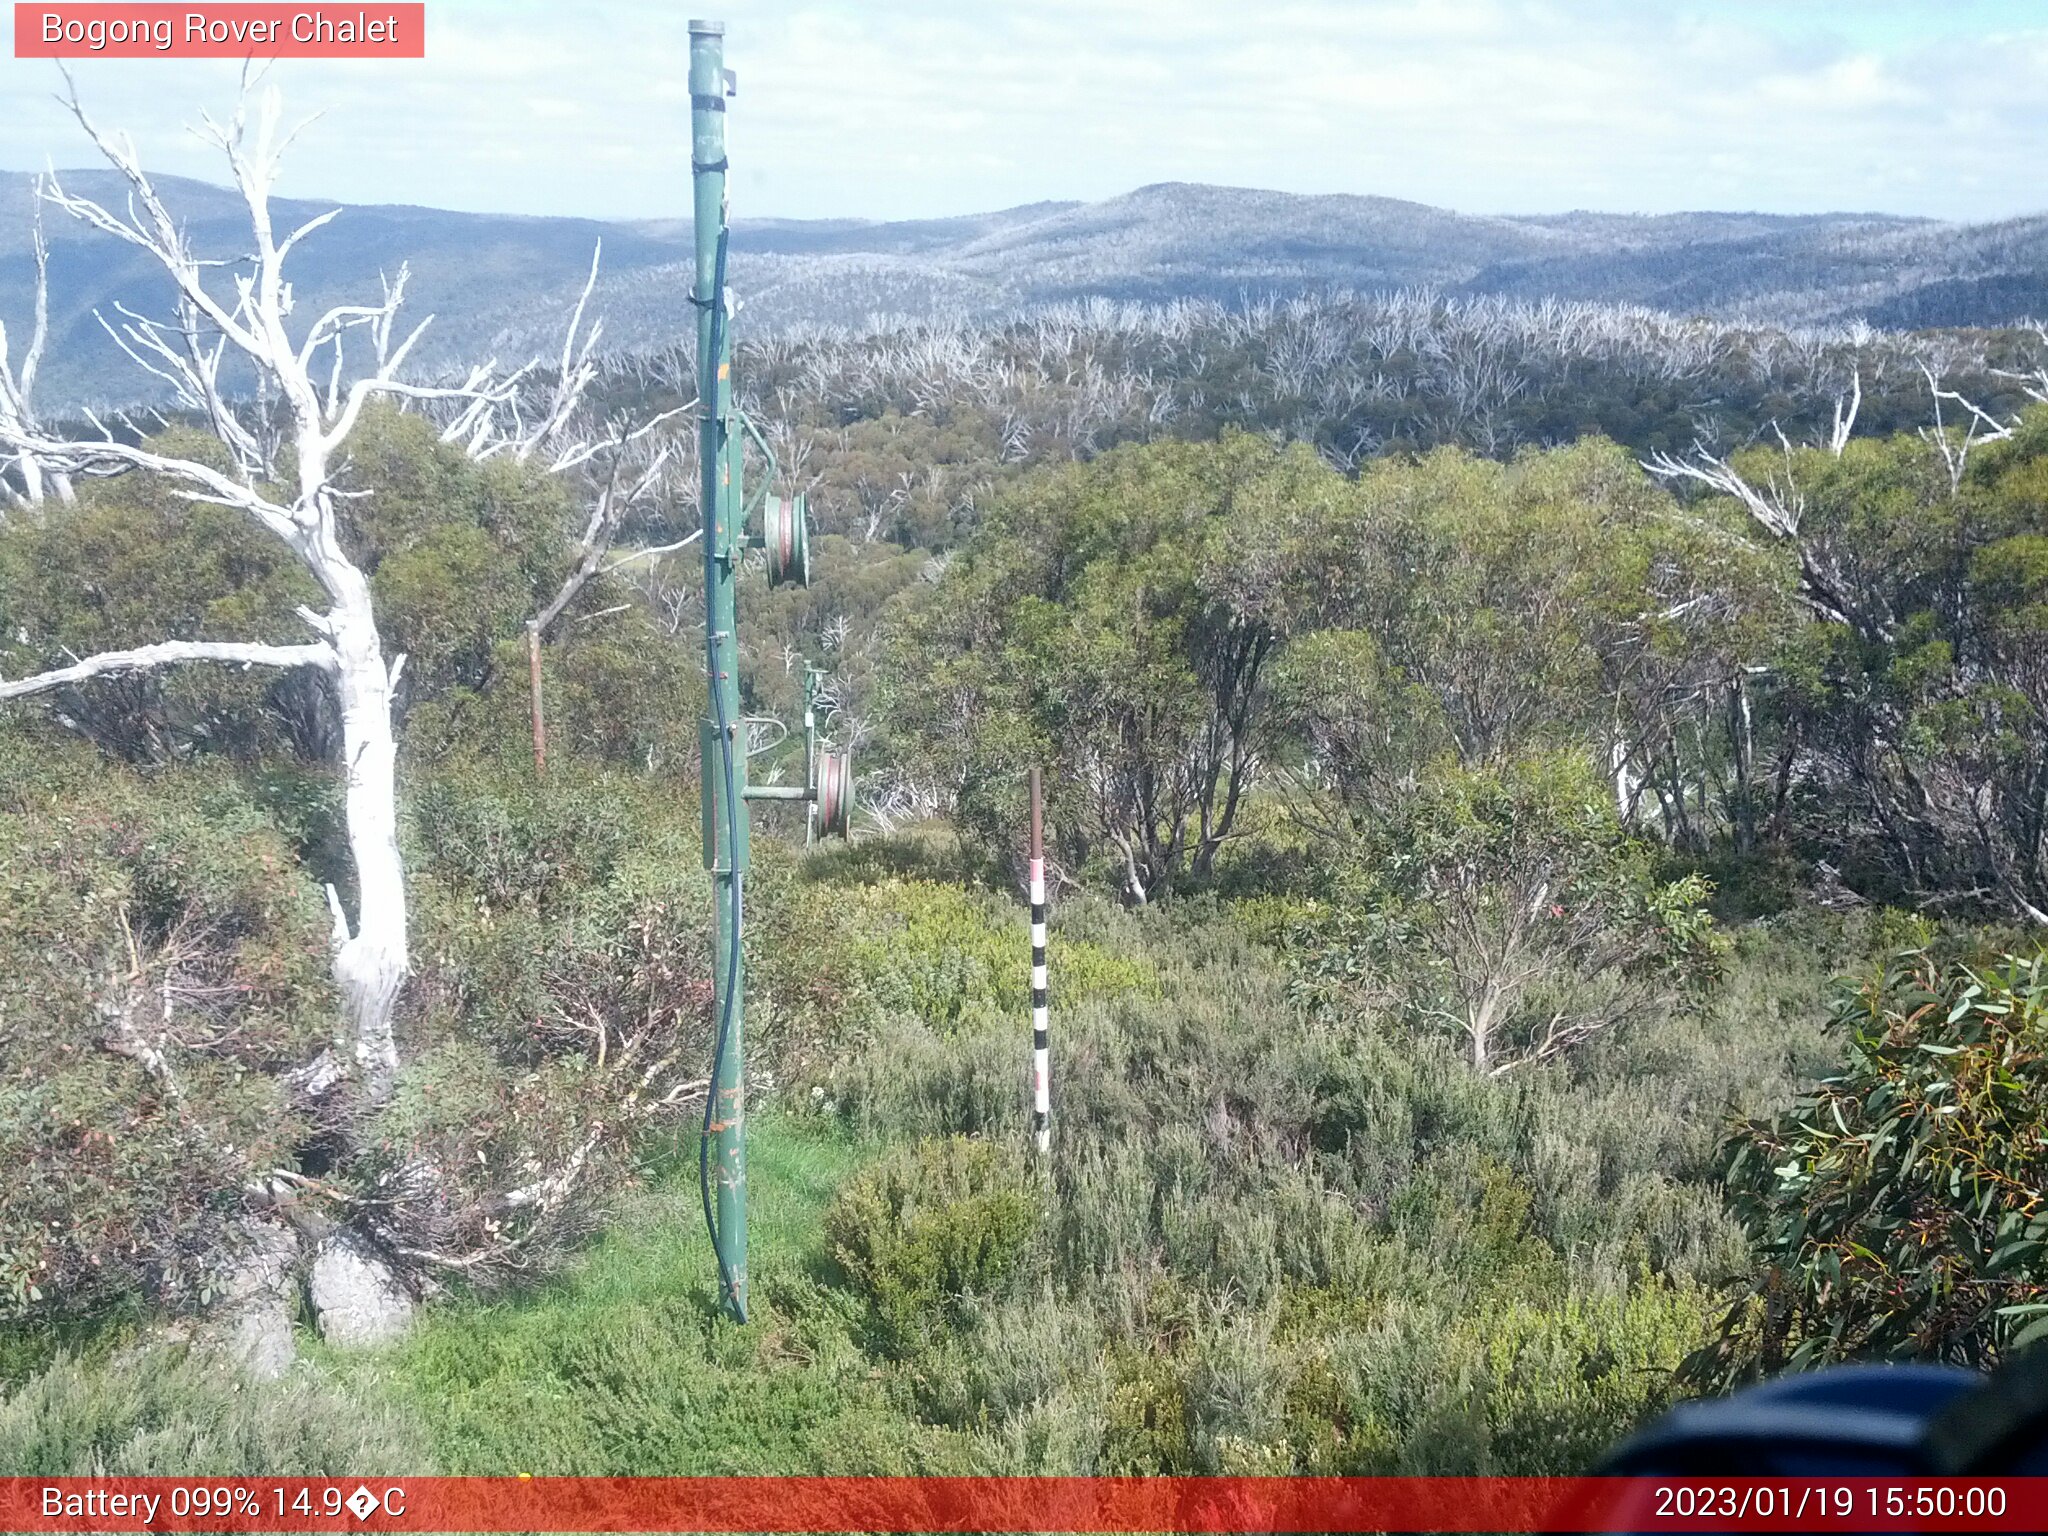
[337,1110,974,1475]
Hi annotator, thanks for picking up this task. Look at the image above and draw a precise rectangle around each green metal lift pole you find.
[690,17,748,1323]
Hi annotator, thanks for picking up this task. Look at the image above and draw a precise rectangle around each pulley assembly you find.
[763,492,810,589]
[734,664,853,844]
[726,420,844,838]
[815,748,854,839]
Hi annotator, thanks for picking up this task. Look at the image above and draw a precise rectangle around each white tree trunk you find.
[328,583,406,1101]
[14,452,44,505]
[2,81,615,1108]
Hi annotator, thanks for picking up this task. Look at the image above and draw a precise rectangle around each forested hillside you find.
[8,168,2048,405]
[7,121,2048,1481]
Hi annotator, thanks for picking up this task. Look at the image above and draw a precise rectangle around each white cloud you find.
[0,0,2042,221]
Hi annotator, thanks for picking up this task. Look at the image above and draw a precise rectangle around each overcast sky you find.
[0,0,2042,224]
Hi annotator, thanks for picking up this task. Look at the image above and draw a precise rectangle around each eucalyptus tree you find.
[1358,754,1723,1076]
[1649,362,2048,921]
[888,433,1337,901]
[1253,437,1785,848]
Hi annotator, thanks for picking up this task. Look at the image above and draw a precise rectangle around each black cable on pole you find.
[698,223,745,1320]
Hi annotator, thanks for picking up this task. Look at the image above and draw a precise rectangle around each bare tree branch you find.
[0,639,336,701]
[601,528,702,575]
[531,440,678,638]
[1644,444,1803,539]
[1920,361,2014,493]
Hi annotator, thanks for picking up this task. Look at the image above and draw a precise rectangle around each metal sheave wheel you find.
[816,750,854,839]
[764,492,810,588]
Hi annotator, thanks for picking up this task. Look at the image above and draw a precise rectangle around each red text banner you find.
[2,1476,2047,1533]
[14,5,425,59]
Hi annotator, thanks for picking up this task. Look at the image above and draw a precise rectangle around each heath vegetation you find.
[5,86,2048,1478]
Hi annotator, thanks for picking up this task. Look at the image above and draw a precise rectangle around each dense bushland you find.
[9,296,2048,1476]
[0,729,724,1323]
[0,406,714,1333]
[0,841,1845,1475]
[0,734,336,1319]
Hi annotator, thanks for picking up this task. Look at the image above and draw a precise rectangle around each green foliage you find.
[813,888,1831,1474]
[0,1346,428,1475]
[1694,949,2048,1384]
[16,319,2046,1484]
[344,405,706,777]
[835,879,1157,1029]
[824,1137,1040,1353]
[1265,438,1786,812]
[406,611,704,777]
[1265,628,1450,818]
[886,432,1336,899]
[405,762,645,911]
[0,776,1843,1476]
[374,761,718,1281]
[885,432,1791,909]
[1725,407,2048,917]
[0,404,694,776]
[539,616,705,773]
[0,428,318,762]
[0,763,334,1324]
[1279,754,1727,1072]
[340,408,571,697]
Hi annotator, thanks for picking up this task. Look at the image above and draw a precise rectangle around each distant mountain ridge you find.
[1,171,2041,408]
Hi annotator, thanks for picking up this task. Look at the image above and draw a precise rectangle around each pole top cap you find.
[688,18,725,33]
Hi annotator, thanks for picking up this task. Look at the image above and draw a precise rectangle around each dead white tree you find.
[485,251,697,775]
[0,81,536,1104]
[1919,361,2013,494]
[1828,368,1862,456]
[0,187,73,510]
[520,419,687,774]
[1643,440,1805,534]
[1642,427,1879,637]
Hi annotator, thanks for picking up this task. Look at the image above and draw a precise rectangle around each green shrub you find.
[824,1137,1040,1352]
[1283,753,1729,1075]
[1101,1344,1195,1473]
[1389,1148,1565,1298]
[901,1291,1107,1436]
[1692,948,2048,1384]
[0,1347,429,1475]
[838,879,1158,1030]
[1475,1282,1712,1473]
[344,407,571,703]
[369,762,717,1285]
[0,766,333,1324]
[404,614,704,776]
[0,438,317,764]
[405,763,640,911]
[540,620,706,775]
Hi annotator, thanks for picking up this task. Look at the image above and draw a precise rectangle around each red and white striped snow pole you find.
[1029,766,1050,1154]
